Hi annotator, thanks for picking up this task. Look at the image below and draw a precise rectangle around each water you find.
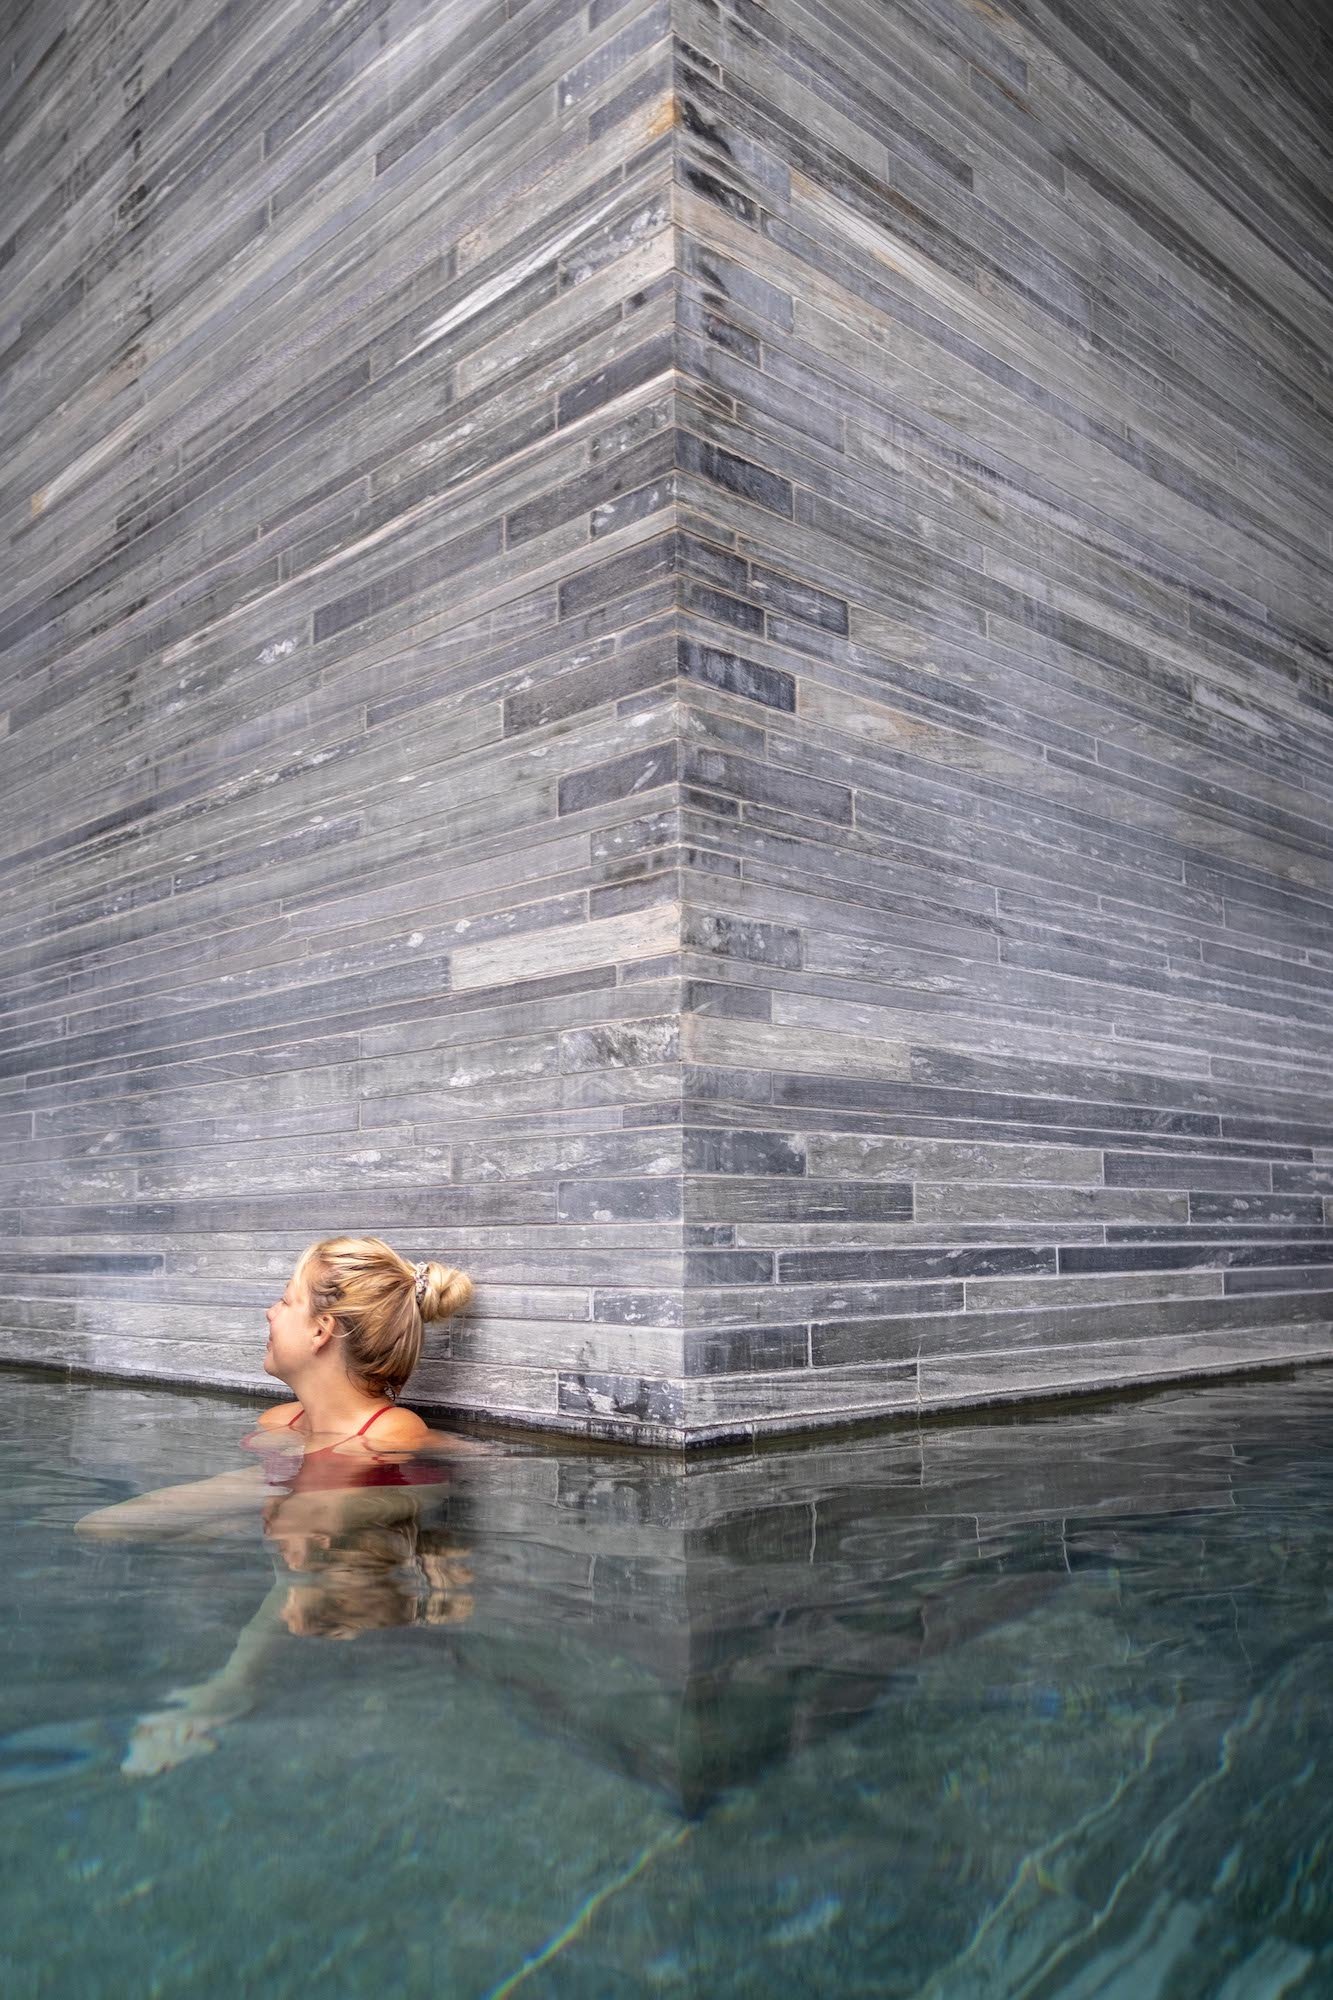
[2,1363,1332,1998]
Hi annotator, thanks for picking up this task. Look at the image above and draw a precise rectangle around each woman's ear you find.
[310,1313,338,1352]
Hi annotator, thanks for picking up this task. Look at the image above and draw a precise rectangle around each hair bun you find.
[414,1261,473,1323]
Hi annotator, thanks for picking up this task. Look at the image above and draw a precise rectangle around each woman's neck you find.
[287,1366,386,1437]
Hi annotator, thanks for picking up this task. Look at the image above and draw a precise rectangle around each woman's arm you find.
[120,1486,436,1776]
[121,1578,294,1776]
[76,1465,273,1543]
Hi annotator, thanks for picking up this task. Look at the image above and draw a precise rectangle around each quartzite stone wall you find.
[2,0,1332,1443]
[0,0,693,1429]
[665,0,1333,1437]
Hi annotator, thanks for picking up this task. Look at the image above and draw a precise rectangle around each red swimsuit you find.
[260,1405,451,1491]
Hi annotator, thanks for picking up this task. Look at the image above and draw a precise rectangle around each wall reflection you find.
[22,1364,1332,1812]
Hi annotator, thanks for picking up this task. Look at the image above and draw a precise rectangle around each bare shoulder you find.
[366,1405,430,1448]
[254,1401,301,1431]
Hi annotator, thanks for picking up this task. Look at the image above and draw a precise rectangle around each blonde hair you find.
[293,1236,473,1398]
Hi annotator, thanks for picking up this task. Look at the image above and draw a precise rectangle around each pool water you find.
[3,1364,1332,1998]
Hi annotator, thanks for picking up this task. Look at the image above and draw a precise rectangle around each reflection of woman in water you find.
[263,1486,475,1641]
[118,1484,477,1776]
[77,1236,481,1773]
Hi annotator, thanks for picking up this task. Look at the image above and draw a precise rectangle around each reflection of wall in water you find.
[13,1369,1326,1817]
[440,1388,1256,1811]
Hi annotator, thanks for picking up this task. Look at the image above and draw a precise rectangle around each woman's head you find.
[264,1236,473,1398]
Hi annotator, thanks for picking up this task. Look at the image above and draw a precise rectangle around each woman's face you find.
[264,1267,318,1383]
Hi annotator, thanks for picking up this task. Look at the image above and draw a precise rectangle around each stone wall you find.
[0,0,692,1425]
[2,0,1331,1442]
[664,0,1333,1436]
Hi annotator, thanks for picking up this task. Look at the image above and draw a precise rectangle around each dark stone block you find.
[558,1372,683,1425]
[773,1074,1222,1142]
[681,1064,774,1103]
[683,983,773,1019]
[783,1247,1058,1284]
[691,302,763,364]
[557,329,675,427]
[1060,1244,1333,1275]
[684,1323,808,1375]
[682,240,794,329]
[681,747,854,823]
[811,1295,969,1367]
[1104,1154,1274,1192]
[681,163,760,225]
[558,533,677,616]
[683,1250,776,1284]
[557,741,679,814]
[1221,1113,1333,1147]
[678,638,795,710]
[680,580,765,633]
[684,1129,807,1176]
[1273,1163,1333,1194]
[675,432,794,517]
[684,1224,735,1246]
[1223,1270,1333,1296]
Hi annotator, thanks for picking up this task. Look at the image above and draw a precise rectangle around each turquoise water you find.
[3,1364,1332,1998]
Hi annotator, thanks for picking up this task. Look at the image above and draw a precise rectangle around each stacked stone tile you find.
[664,0,1333,1435]
[1,0,1330,1441]
[0,0,689,1427]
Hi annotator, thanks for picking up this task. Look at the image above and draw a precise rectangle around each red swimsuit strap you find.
[283,1403,393,1441]
[354,1405,395,1437]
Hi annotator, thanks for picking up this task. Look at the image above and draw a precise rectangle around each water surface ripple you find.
[3,1365,1332,1997]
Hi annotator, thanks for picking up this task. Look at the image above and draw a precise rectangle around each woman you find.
[79,1237,478,1541]
[76,1237,480,1772]
[250,1234,475,1472]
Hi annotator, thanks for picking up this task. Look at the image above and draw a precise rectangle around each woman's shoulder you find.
[365,1405,430,1448]
[254,1401,302,1431]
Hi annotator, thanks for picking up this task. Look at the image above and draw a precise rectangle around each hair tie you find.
[413,1261,428,1308]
